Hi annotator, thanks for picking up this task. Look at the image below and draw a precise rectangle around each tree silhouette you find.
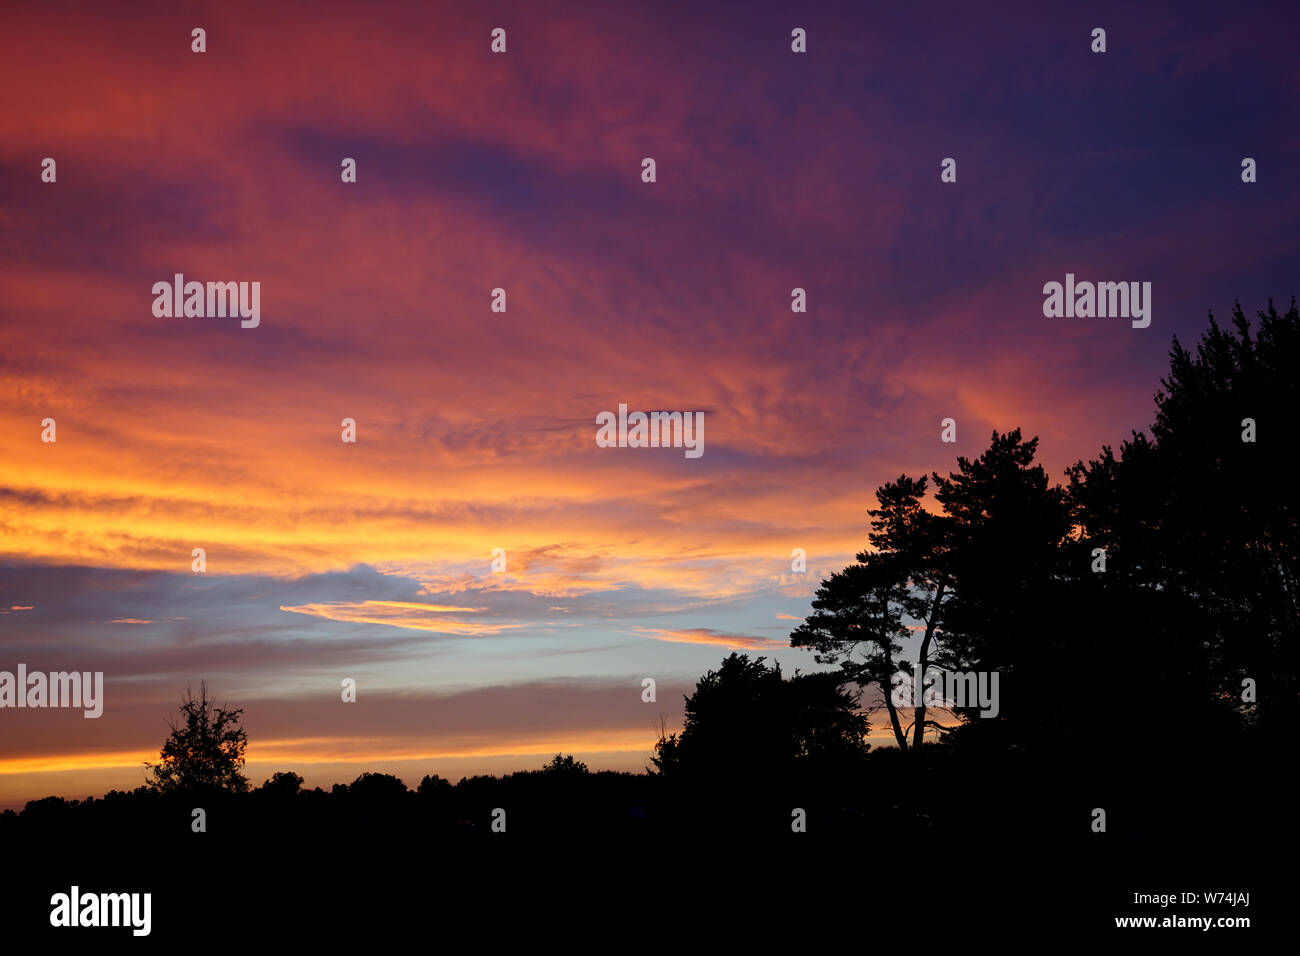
[145,682,249,793]
[927,429,1071,747]
[259,771,304,797]
[542,753,589,775]
[791,473,948,750]
[347,772,410,800]
[652,653,869,779]
[1067,299,1300,748]
[794,430,1069,751]
[795,301,1297,760]
[417,773,453,797]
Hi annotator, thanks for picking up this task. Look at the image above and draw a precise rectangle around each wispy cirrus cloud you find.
[632,626,786,651]
[278,600,519,636]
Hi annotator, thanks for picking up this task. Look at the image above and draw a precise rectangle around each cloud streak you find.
[633,627,787,651]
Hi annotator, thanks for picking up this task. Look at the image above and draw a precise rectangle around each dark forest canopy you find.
[793,299,1296,760]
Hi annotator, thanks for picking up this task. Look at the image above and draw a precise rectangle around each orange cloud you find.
[278,600,521,635]
[632,627,786,651]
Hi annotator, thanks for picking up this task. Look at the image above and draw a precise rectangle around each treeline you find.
[783,299,1297,770]
[2,751,936,841]
[641,301,1295,819]
[4,758,665,840]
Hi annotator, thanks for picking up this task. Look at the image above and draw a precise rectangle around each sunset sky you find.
[2,0,1297,808]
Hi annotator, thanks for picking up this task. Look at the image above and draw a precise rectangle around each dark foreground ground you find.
[1,750,1280,943]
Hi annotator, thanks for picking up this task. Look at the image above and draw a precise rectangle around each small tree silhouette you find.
[542,753,589,774]
[417,773,453,797]
[145,682,249,793]
[259,771,304,797]
[652,654,870,779]
[347,772,410,800]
